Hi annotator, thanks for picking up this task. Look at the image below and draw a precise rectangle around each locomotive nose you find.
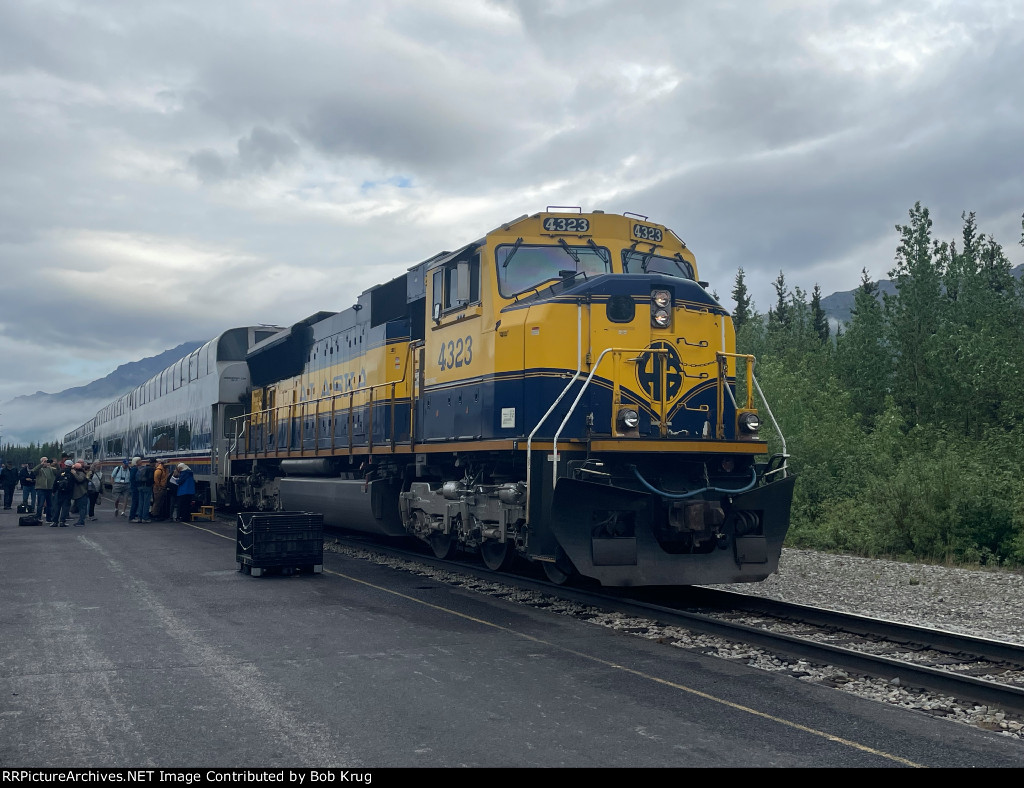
[546,273,727,439]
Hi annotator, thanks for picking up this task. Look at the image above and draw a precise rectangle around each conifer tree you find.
[811,284,829,342]
[767,271,790,330]
[886,202,946,426]
[940,213,1024,434]
[837,268,887,423]
[731,268,753,331]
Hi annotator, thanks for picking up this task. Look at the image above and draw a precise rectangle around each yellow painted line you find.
[192,520,924,768]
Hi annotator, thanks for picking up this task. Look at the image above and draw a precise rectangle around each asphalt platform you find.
[2,501,1022,769]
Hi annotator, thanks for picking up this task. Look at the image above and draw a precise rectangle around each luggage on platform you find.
[19,515,42,526]
[17,503,32,514]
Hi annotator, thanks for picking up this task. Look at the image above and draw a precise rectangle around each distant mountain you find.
[1,341,204,445]
[821,263,1023,326]
[819,279,898,326]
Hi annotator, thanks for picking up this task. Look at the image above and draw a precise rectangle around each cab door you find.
[422,253,484,441]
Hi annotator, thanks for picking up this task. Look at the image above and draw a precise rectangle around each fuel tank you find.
[278,477,406,536]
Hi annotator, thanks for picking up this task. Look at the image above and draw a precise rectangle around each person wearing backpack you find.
[32,458,57,523]
[51,460,77,527]
[133,458,155,523]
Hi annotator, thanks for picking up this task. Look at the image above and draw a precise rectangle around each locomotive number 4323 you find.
[437,336,473,371]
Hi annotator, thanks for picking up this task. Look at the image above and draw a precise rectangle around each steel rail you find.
[322,531,1024,717]
[679,587,1024,665]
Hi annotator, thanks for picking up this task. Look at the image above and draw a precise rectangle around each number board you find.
[436,335,474,372]
[542,216,590,233]
[632,223,663,243]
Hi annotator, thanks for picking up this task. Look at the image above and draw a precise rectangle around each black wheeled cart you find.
[236,511,324,577]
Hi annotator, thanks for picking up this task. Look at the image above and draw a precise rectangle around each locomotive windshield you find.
[622,249,695,280]
[496,243,611,297]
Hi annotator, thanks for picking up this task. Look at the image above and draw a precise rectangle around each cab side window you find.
[432,253,480,318]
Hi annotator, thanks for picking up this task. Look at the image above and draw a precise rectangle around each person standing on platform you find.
[134,458,155,523]
[111,459,130,517]
[33,458,56,522]
[0,461,17,510]
[170,463,195,521]
[128,456,141,521]
[87,464,103,520]
[52,460,76,526]
[19,463,36,512]
[69,462,89,527]
[152,459,169,520]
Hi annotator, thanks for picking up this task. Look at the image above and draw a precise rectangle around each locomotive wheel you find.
[480,540,514,572]
[429,532,458,560]
[542,548,576,585]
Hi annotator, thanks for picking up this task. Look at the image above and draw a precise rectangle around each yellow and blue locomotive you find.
[232,209,794,586]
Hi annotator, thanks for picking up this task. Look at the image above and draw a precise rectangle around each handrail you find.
[550,345,668,488]
[714,351,788,470]
[714,352,753,439]
[231,342,419,458]
[752,373,788,462]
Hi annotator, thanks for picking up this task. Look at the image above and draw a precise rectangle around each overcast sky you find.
[1,0,1022,443]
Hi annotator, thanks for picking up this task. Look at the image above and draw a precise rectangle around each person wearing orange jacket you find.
[152,459,170,520]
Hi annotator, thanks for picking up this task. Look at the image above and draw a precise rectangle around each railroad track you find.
[323,531,1024,719]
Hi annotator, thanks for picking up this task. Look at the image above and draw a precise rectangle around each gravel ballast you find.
[328,541,1024,740]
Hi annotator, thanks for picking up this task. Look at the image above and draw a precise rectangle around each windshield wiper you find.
[558,238,580,266]
[501,237,524,268]
[587,239,610,267]
[623,241,639,273]
[673,252,694,279]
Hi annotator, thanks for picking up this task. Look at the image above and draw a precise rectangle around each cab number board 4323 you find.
[437,336,473,371]
[633,224,663,242]
[543,217,590,233]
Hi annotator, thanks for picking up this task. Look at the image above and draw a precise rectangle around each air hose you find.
[630,465,758,500]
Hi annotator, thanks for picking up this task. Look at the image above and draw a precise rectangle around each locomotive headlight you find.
[617,408,640,429]
[652,308,671,328]
[651,289,671,308]
[738,411,760,433]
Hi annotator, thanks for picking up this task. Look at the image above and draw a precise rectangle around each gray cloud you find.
[188,126,300,182]
[0,0,1021,442]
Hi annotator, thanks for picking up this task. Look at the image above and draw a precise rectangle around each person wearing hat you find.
[51,460,77,526]
[169,463,196,521]
[111,459,131,517]
[152,459,170,520]
[32,457,57,523]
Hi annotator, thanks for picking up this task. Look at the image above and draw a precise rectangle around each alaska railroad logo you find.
[636,341,683,403]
